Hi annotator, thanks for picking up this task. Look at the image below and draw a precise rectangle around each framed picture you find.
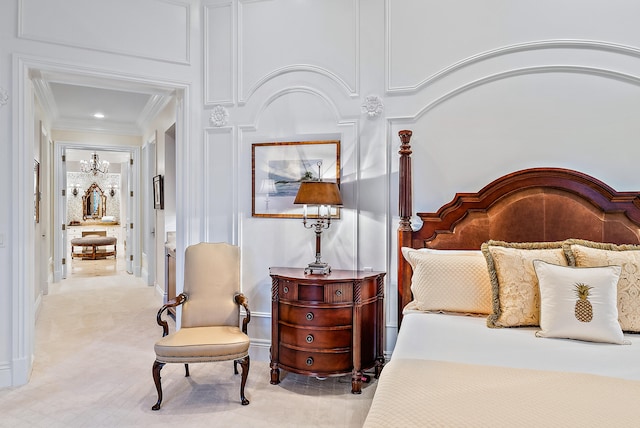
[252,140,340,218]
[153,175,164,210]
[34,159,40,223]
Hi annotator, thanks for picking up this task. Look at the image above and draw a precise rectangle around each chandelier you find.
[80,152,109,175]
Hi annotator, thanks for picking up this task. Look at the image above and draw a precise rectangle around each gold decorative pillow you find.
[564,239,640,333]
[482,241,568,328]
[402,248,492,314]
[533,260,627,344]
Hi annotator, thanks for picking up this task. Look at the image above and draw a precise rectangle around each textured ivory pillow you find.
[402,247,492,314]
[564,239,640,333]
[532,260,627,344]
[482,241,568,328]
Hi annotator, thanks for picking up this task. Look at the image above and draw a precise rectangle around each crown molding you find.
[30,77,58,119]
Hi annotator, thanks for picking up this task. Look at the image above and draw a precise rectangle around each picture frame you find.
[252,140,340,218]
[153,175,164,210]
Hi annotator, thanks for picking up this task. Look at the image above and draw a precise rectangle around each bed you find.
[364,130,640,427]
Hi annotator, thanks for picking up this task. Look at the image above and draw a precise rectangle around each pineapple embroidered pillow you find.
[532,260,629,344]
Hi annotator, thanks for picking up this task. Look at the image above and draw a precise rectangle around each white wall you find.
[143,99,177,294]
[3,0,640,386]
[65,171,122,223]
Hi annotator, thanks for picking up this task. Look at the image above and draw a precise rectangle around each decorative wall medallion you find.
[361,95,383,118]
[0,87,8,107]
[210,105,229,127]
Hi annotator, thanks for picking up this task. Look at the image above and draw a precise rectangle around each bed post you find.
[398,130,413,327]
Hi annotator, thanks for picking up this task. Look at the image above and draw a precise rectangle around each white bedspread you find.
[394,312,640,380]
[364,358,640,428]
[364,313,640,427]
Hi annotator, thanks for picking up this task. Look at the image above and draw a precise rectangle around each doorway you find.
[61,147,134,280]
[12,54,189,387]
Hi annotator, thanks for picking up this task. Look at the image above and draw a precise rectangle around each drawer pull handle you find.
[306,357,314,366]
[283,286,289,294]
[306,312,314,321]
[335,289,343,297]
[306,334,314,343]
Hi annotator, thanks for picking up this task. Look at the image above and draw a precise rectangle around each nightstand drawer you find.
[279,347,352,373]
[278,279,298,300]
[279,324,352,349]
[323,283,352,303]
[279,303,352,327]
[278,280,353,303]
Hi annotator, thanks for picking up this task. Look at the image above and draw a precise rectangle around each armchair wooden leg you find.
[234,360,238,375]
[184,363,190,377]
[237,355,250,405]
[152,360,166,411]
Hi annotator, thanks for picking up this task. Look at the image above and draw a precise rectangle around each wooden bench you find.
[71,235,117,260]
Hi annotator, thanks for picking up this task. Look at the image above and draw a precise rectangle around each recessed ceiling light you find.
[93,112,105,119]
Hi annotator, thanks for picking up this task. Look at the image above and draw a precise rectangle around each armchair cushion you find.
[155,326,250,363]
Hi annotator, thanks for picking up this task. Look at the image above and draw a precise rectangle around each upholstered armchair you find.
[151,242,251,410]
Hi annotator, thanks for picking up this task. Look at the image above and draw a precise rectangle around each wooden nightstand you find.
[269,267,385,394]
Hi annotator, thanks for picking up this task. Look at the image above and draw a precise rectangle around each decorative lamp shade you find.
[294,181,343,206]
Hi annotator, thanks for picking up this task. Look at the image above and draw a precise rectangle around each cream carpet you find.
[0,256,377,427]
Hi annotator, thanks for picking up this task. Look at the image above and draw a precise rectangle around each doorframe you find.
[12,54,190,386]
[142,134,157,287]
[53,143,140,281]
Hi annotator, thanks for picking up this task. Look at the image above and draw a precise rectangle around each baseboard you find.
[0,362,12,387]
[3,355,32,387]
[249,338,271,362]
[141,267,149,285]
[155,283,166,300]
[34,292,43,321]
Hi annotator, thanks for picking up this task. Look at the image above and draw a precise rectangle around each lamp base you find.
[304,262,331,275]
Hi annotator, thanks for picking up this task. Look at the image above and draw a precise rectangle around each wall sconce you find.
[293,180,343,275]
[108,184,118,197]
[70,184,80,197]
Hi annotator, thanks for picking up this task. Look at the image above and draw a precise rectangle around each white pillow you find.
[532,260,628,345]
[402,247,492,314]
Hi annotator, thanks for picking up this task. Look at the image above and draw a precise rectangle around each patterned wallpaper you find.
[67,172,121,224]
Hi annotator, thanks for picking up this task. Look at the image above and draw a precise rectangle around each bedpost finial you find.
[399,130,412,144]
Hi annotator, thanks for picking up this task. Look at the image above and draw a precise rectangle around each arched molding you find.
[238,0,360,104]
[401,65,640,122]
[239,64,359,105]
[386,39,640,94]
[250,85,346,130]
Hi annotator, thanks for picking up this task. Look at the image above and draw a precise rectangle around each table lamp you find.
[293,180,343,274]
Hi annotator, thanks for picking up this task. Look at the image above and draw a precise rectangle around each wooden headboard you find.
[397,129,640,325]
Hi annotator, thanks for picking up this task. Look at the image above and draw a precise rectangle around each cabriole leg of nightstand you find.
[351,370,363,394]
[270,363,280,385]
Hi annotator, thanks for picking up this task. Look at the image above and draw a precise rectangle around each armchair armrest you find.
[156,293,188,337]
[234,293,251,334]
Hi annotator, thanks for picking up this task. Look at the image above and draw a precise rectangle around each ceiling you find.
[65,148,130,165]
[31,69,175,137]
[30,69,176,167]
